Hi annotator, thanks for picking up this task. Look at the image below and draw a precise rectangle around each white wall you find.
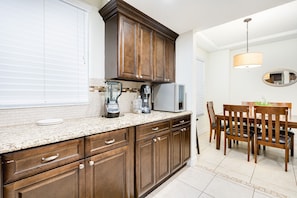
[196,37,297,134]
[197,50,230,134]
[88,5,105,79]
[229,38,297,115]
[176,30,198,164]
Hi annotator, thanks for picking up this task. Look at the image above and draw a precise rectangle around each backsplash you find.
[0,79,149,127]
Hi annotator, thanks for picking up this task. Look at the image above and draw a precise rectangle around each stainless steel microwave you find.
[152,83,185,112]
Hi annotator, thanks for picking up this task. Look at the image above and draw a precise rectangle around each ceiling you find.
[115,0,297,52]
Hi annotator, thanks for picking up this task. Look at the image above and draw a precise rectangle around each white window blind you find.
[0,0,88,109]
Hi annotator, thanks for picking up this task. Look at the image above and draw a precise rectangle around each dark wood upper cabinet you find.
[153,32,166,82]
[99,0,178,82]
[165,40,176,82]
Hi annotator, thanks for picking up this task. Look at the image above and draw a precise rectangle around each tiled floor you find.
[146,132,297,198]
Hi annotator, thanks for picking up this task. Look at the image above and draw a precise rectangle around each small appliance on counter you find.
[132,95,142,114]
[104,81,122,118]
[152,83,185,112]
[140,84,151,113]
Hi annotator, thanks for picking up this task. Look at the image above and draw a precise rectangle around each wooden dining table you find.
[215,113,297,150]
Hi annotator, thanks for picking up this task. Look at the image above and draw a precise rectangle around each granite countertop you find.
[0,111,191,154]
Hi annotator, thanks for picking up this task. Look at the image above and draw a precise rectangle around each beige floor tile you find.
[177,166,215,191]
[152,179,202,198]
[203,175,254,198]
[146,131,297,198]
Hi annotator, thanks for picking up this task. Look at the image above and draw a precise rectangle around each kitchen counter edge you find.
[0,111,192,154]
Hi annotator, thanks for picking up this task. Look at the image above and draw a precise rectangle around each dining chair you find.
[267,102,294,156]
[223,104,254,161]
[206,101,223,143]
[253,106,291,171]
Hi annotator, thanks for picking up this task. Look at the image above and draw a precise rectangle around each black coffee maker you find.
[140,84,151,113]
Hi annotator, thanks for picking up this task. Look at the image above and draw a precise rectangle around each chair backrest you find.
[268,102,292,118]
[206,101,216,128]
[223,104,250,138]
[241,101,255,116]
[254,106,288,146]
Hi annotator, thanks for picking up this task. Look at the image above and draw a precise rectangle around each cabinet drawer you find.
[85,128,130,157]
[2,138,84,184]
[136,120,170,140]
[172,115,191,128]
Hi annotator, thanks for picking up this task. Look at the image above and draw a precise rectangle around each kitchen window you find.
[0,0,89,109]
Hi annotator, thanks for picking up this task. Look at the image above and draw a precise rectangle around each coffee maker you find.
[104,81,122,118]
[140,84,151,113]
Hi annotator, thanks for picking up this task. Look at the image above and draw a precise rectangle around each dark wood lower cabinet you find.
[171,115,191,171]
[135,137,155,196]
[0,156,2,198]
[171,129,182,172]
[0,115,191,198]
[135,119,172,198]
[3,160,85,198]
[86,146,132,198]
[182,124,191,163]
[155,132,171,183]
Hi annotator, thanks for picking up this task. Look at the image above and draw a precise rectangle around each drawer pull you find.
[157,137,161,141]
[41,153,59,163]
[180,128,187,132]
[180,120,185,124]
[153,138,157,143]
[79,164,85,169]
[152,127,159,131]
[89,161,95,166]
[105,139,116,145]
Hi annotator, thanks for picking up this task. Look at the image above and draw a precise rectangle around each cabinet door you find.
[86,146,132,198]
[3,161,85,198]
[171,129,182,172]
[182,125,191,163]
[165,39,175,82]
[138,24,153,81]
[135,138,155,197]
[119,15,138,79]
[153,32,166,81]
[155,131,171,184]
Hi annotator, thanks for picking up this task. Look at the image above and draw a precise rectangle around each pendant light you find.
[233,18,263,68]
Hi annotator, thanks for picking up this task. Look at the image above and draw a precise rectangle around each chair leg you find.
[291,134,294,157]
[209,127,212,143]
[285,147,289,172]
[196,127,200,154]
[254,142,258,163]
[224,136,227,155]
[251,137,254,154]
[247,140,250,162]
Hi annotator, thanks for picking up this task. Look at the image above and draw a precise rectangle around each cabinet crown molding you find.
[99,0,178,41]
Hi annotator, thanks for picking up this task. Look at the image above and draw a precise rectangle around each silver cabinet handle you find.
[153,138,157,143]
[180,128,187,132]
[180,120,185,124]
[105,139,115,145]
[79,164,85,169]
[89,161,94,166]
[152,127,159,131]
[41,153,59,163]
[157,137,161,141]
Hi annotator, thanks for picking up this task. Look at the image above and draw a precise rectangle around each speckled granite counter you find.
[0,111,191,154]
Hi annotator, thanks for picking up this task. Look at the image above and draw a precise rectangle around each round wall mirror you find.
[263,69,297,87]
